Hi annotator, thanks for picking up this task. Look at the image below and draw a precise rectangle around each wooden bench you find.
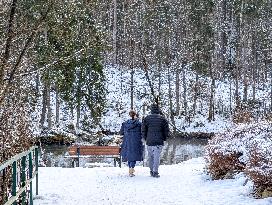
[67,146,121,167]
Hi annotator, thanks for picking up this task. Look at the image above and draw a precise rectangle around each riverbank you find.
[33,157,271,205]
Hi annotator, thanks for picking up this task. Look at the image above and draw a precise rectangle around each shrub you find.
[205,122,272,197]
[205,151,245,179]
[205,130,246,179]
[245,144,272,198]
[232,108,253,123]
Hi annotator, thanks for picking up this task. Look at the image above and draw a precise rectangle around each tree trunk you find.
[229,77,232,114]
[235,67,240,108]
[130,40,135,110]
[55,85,60,126]
[208,78,215,122]
[182,62,188,119]
[220,0,227,76]
[235,0,244,108]
[175,67,181,116]
[40,85,47,128]
[112,0,117,64]
[252,28,258,102]
[270,65,272,111]
[142,102,146,118]
[76,69,83,129]
[46,82,52,129]
[208,53,215,121]
[158,37,163,96]
[35,71,40,97]
[130,68,134,110]
[228,4,234,114]
[158,58,162,96]
[243,76,248,102]
[193,73,199,116]
[168,65,176,133]
[76,103,80,130]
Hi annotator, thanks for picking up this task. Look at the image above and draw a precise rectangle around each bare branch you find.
[0,0,18,84]
[0,3,52,106]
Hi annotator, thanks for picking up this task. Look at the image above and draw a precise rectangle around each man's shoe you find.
[150,171,154,177]
[153,172,160,178]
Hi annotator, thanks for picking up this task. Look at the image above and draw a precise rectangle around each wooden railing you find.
[0,146,39,205]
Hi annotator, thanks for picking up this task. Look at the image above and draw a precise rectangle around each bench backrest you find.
[68,146,120,156]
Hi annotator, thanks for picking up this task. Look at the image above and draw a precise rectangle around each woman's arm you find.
[120,122,125,135]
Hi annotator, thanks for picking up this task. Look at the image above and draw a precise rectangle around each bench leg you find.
[114,158,116,167]
[118,157,121,168]
[72,159,75,167]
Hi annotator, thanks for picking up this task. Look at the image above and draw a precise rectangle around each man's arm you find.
[141,117,148,140]
[163,118,170,141]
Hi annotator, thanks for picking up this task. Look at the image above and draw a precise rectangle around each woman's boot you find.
[129,168,135,177]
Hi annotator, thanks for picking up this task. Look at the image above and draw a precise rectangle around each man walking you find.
[142,103,169,178]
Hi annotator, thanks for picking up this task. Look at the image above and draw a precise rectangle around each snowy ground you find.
[34,158,272,205]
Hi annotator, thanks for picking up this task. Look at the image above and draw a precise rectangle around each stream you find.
[40,137,208,168]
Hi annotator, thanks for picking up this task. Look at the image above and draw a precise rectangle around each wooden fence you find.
[0,146,39,205]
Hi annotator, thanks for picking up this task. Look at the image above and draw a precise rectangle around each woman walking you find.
[120,110,143,177]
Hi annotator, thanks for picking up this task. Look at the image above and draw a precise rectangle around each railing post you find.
[12,161,17,205]
[29,152,33,205]
[35,147,39,195]
[21,156,26,205]
[0,146,39,205]
[2,152,7,203]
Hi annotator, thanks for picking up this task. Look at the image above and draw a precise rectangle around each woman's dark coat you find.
[120,119,143,162]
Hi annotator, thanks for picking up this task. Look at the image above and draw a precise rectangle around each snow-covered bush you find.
[205,132,245,179]
[245,138,272,197]
[205,122,272,197]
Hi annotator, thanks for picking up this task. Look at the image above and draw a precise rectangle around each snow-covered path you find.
[34,158,272,205]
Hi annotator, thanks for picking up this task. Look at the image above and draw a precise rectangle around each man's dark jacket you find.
[142,105,169,146]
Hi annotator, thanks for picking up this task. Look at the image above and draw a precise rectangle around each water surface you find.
[40,137,208,167]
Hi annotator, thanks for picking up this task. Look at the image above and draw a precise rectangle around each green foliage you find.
[187,0,215,76]
[233,0,266,18]
[33,0,107,126]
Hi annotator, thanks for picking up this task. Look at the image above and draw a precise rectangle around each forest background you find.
[0,0,272,161]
